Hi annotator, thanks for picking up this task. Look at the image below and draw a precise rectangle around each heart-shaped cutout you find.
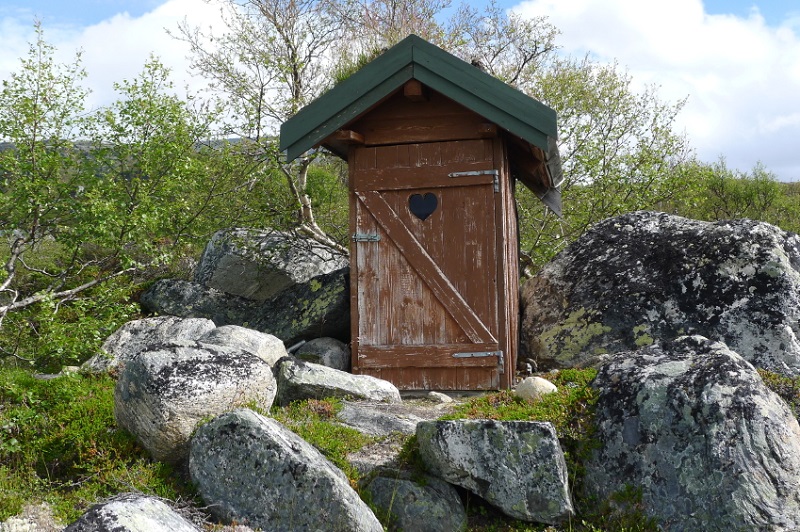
[409,193,438,221]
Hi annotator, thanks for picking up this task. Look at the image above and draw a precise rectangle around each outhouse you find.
[280,35,561,390]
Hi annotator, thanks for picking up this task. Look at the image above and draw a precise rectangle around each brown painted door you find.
[350,138,506,390]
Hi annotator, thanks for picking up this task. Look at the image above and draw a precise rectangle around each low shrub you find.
[0,368,187,522]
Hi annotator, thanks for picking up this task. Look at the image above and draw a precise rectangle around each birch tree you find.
[174,0,346,252]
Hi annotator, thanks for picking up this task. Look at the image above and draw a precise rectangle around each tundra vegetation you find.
[1,1,799,529]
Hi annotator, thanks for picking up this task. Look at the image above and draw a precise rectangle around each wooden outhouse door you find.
[350,137,515,390]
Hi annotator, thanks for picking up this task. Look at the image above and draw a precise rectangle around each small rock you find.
[363,473,467,532]
[426,391,454,403]
[294,337,351,371]
[336,401,423,436]
[274,357,401,405]
[63,493,200,532]
[515,376,557,402]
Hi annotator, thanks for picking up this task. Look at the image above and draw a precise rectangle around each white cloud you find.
[513,0,800,181]
[0,0,225,111]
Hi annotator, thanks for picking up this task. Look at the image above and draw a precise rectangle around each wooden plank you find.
[329,129,365,145]
[359,366,499,390]
[357,343,501,368]
[403,79,427,101]
[493,137,517,389]
[353,165,493,191]
[356,190,497,344]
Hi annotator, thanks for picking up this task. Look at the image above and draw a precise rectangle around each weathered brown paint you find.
[350,128,515,390]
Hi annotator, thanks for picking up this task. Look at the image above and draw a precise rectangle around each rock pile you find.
[45,213,800,531]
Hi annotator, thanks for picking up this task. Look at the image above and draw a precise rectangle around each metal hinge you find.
[352,233,381,242]
[448,169,500,192]
[452,349,505,373]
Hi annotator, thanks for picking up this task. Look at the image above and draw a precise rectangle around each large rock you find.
[248,266,350,345]
[63,493,200,532]
[189,409,382,532]
[194,228,348,302]
[140,268,350,345]
[521,211,800,375]
[81,316,216,373]
[198,325,287,366]
[585,335,800,530]
[139,279,259,326]
[362,473,467,532]
[139,279,258,325]
[114,343,277,464]
[295,337,351,371]
[416,419,574,524]
[275,357,401,406]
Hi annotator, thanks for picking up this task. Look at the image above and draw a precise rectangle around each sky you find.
[1,1,799,181]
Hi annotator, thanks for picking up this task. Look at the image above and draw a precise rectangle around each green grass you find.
[0,365,659,531]
[0,367,187,523]
[758,369,800,417]
[269,398,375,481]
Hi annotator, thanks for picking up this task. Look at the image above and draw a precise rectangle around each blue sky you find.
[1,0,800,181]
[2,0,796,27]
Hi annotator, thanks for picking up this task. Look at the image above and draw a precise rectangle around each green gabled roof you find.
[279,34,558,161]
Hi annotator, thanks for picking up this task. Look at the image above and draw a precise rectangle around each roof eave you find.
[280,35,558,161]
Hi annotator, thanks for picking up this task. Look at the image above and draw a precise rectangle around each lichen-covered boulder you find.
[140,269,350,346]
[249,266,350,345]
[362,473,467,532]
[189,409,382,532]
[416,420,573,524]
[275,357,401,406]
[585,335,800,531]
[139,278,258,325]
[521,211,800,375]
[194,228,348,302]
[114,343,277,464]
[295,337,351,371]
[198,325,287,366]
[81,316,216,373]
[63,493,200,532]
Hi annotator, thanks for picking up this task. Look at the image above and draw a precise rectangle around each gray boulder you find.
[139,268,350,346]
[585,335,800,531]
[81,316,215,373]
[336,401,423,436]
[189,408,382,532]
[416,419,573,524]
[275,357,401,406]
[521,211,800,375]
[198,325,287,366]
[114,343,277,464]
[194,228,348,302]
[63,493,200,532]
[139,279,259,325]
[295,337,351,371]
[249,266,350,345]
[363,473,466,532]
